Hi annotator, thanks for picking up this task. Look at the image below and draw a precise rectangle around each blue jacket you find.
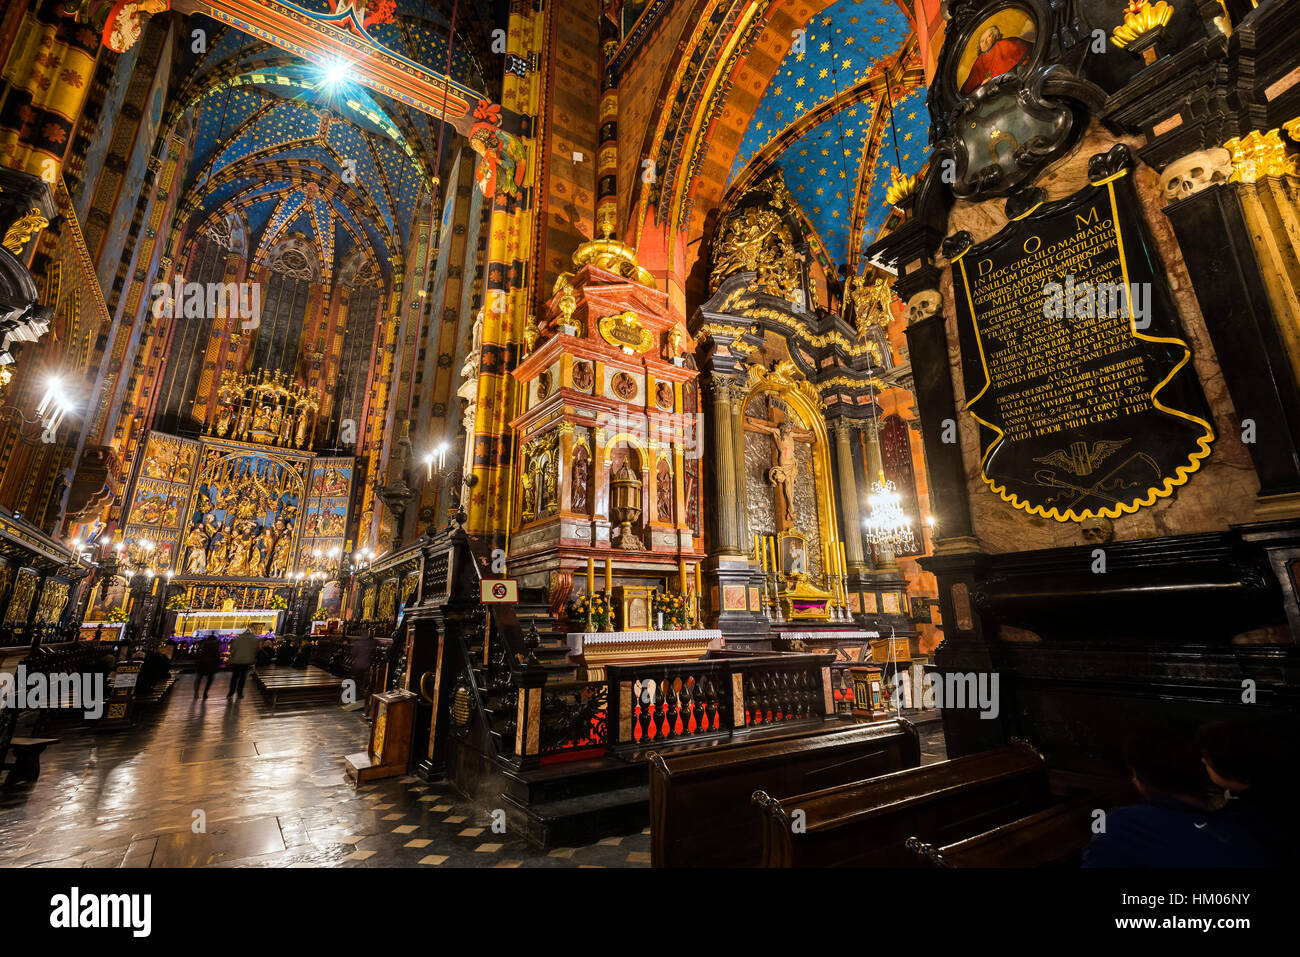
[1083,796,1271,868]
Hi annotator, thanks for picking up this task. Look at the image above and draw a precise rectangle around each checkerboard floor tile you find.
[0,671,664,869]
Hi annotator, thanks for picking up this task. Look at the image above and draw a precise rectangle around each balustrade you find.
[606,651,834,755]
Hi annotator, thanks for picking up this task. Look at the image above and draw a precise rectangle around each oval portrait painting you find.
[956,8,1037,95]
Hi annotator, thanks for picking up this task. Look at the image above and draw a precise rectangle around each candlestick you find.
[587,557,595,595]
[839,540,847,576]
[679,558,688,593]
[694,563,701,623]
[604,557,613,593]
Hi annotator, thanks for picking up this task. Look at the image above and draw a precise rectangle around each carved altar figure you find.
[656,458,673,521]
[235,403,251,438]
[279,406,295,445]
[573,444,590,513]
[769,422,799,524]
[207,530,228,575]
[184,526,208,573]
[215,403,233,437]
[521,471,537,521]
[269,520,293,576]
[295,407,311,448]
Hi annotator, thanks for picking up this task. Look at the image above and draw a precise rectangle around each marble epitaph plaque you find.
[949,150,1214,521]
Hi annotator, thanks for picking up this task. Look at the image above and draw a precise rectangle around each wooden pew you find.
[253,664,341,712]
[906,797,1095,867]
[648,718,920,868]
[753,744,1052,867]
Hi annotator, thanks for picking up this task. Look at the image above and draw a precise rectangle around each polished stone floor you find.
[0,671,651,868]
[0,671,947,868]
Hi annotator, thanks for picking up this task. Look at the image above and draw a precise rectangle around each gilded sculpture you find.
[846,274,896,340]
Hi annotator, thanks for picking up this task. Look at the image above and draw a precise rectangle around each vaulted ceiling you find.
[172,1,491,287]
[725,0,929,272]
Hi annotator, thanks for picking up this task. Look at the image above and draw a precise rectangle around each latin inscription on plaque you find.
[950,154,1214,521]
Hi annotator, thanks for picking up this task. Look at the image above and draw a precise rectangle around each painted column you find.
[467,3,547,542]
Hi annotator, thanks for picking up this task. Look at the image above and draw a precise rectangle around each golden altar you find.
[172,609,283,636]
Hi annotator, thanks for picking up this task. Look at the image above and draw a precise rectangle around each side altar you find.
[506,231,705,625]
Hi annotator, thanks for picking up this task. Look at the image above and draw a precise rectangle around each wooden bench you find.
[133,670,178,707]
[906,796,1095,867]
[753,744,1053,867]
[253,664,342,712]
[648,718,920,867]
[2,736,59,785]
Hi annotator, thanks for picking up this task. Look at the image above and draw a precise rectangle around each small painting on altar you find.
[780,532,809,577]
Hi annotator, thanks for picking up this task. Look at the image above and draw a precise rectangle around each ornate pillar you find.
[729,381,749,551]
[707,373,742,555]
[832,420,868,573]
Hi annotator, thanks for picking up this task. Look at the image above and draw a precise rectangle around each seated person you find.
[292,641,313,668]
[1197,720,1296,866]
[275,640,296,666]
[255,639,276,667]
[1083,735,1268,867]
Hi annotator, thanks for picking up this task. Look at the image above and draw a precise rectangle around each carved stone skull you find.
[1161,148,1231,203]
[904,289,942,324]
[1080,516,1114,544]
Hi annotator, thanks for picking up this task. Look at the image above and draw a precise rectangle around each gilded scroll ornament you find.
[885,165,920,208]
[1110,1,1174,51]
[2,207,49,255]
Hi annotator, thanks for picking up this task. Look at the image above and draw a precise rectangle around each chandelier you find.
[863,470,915,552]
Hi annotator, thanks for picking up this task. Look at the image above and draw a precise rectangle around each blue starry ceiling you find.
[179,7,483,284]
[727,0,927,269]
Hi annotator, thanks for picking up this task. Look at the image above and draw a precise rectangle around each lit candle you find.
[604,557,612,592]
[587,556,594,595]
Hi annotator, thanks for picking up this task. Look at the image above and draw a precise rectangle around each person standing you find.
[227,628,259,700]
[194,635,220,700]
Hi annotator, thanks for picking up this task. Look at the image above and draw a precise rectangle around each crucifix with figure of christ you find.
[744,399,815,534]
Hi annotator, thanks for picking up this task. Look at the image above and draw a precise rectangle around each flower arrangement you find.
[268,594,288,610]
[652,590,689,629]
[570,590,611,632]
[105,607,129,623]
[165,594,188,611]
[311,608,329,621]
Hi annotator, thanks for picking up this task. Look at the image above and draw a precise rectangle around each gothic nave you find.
[0,0,1295,935]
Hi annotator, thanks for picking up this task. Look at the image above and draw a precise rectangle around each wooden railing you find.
[605,651,835,755]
